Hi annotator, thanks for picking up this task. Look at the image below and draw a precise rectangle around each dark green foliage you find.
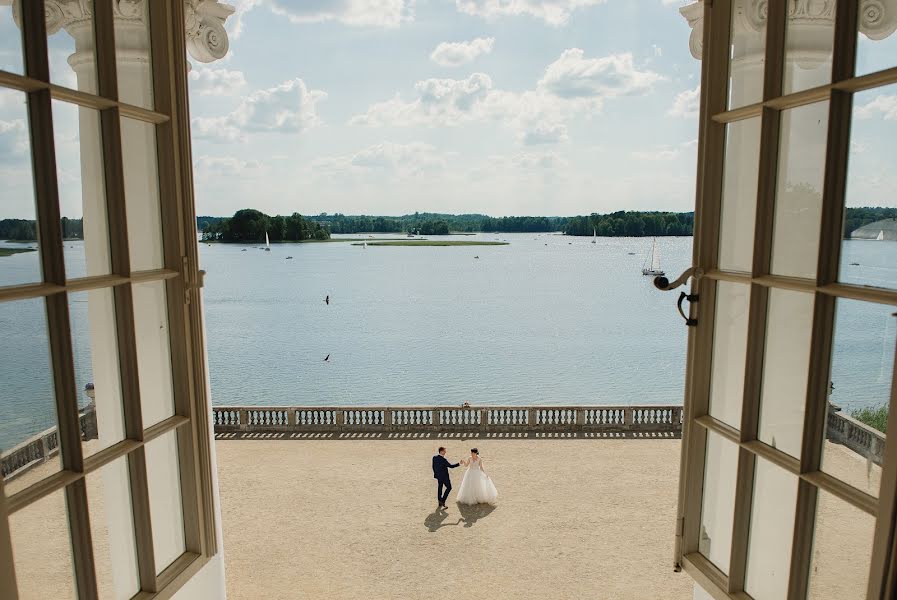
[852,406,888,434]
[309,213,568,234]
[843,207,897,237]
[201,209,330,242]
[564,211,694,237]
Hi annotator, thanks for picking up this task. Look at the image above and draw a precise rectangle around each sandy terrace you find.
[4,438,882,600]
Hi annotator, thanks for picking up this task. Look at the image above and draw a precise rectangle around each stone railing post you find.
[528,408,538,431]
[625,407,634,434]
[383,408,393,429]
[238,409,248,430]
[480,409,488,432]
[336,409,345,432]
[575,408,585,431]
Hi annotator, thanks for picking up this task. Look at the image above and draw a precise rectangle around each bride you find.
[456,448,499,505]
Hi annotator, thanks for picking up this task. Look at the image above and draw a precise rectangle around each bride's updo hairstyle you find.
[470,448,479,455]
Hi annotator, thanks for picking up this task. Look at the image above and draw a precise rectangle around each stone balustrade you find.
[1,403,98,481]
[827,408,887,466]
[211,405,685,437]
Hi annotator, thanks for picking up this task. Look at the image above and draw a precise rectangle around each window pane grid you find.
[0,70,170,125]
[709,68,897,125]
[682,2,897,598]
[2,1,211,598]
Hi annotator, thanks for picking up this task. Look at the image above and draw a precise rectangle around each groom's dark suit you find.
[432,454,459,506]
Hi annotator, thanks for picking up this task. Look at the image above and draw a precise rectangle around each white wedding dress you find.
[455,456,499,505]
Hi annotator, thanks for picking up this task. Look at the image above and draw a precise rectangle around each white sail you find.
[265,232,271,251]
[642,237,664,276]
[877,230,884,241]
[592,227,597,243]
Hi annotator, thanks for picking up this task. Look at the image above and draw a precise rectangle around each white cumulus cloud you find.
[454,0,607,26]
[268,0,414,27]
[430,37,495,67]
[538,50,663,99]
[189,67,248,96]
[855,94,897,120]
[667,84,700,118]
[351,49,659,145]
[192,78,327,142]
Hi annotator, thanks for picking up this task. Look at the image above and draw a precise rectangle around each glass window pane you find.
[807,490,876,599]
[53,101,111,279]
[115,0,154,110]
[822,298,892,496]
[89,457,140,600]
[121,118,163,271]
[133,281,175,428]
[782,1,836,95]
[709,281,751,429]
[744,457,799,600]
[0,298,60,489]
[0,89,41,288]
[719,117,761,273]
[0,2,22,74]
[770,101,829,279]
[841,83,897,291]
[8,489,76,599]
[727,1,766,109]
[46,5,97,93]
[146,430,185,573]
[856,9,897,77]
[758,289,814,459]
[70,289,126,459]
[699,431,739,575]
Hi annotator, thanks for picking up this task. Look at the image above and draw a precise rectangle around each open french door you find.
[673,1,897,599]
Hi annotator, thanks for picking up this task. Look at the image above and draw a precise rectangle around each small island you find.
[0,247,36,258]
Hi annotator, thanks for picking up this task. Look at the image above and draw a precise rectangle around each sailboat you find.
[265,232,271,251]
[642,237,665,277]
[876,230,885,241]
[591,227,597,243]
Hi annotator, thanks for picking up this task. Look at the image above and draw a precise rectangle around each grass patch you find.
[352,240,509,247]
[852,405,888,434]
[0,247,36,257]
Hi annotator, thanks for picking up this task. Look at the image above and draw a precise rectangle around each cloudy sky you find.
[1,1,896,219]
[185,0,703,217]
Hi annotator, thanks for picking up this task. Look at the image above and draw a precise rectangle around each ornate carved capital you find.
[9,0,235,63]
[185,0,234,63]
[680,0,897,58]
[680,1,704,60]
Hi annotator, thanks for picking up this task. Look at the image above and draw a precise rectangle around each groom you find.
[432,446,460,509]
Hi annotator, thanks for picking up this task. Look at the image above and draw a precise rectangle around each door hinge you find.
[676,516,685,537]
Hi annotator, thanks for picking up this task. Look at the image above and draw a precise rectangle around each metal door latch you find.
[654,267,702,327]
[677,291,699,327]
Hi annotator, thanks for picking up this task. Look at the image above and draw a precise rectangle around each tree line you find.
[307,212,569,234]
[200,209,330,242]
[0,218,83,241]
[564,211,695,237]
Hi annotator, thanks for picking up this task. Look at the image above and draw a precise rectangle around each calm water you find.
[1,234,895,450]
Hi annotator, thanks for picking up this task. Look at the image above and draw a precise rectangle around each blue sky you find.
[1,1,895,220]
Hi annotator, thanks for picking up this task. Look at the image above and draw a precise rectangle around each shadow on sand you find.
[456,503,496,528]
[424,509,462,532]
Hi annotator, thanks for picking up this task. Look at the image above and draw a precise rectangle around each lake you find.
[1,234,895,451]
